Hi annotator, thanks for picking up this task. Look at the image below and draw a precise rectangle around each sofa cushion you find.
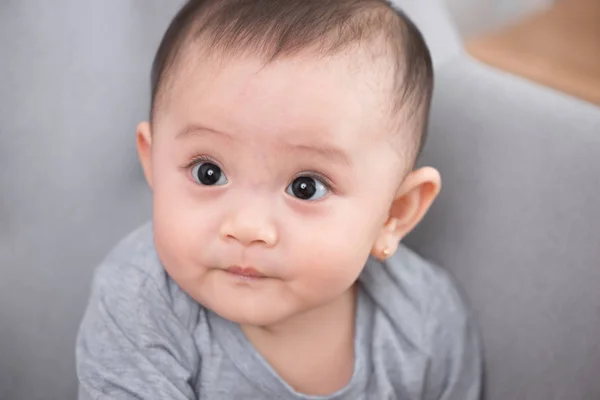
[406,56,600,400]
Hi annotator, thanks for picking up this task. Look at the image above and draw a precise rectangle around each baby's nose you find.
[219,204,278,248]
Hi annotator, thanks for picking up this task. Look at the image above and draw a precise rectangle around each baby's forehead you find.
[161,45,398,124]
[162,50,398,139]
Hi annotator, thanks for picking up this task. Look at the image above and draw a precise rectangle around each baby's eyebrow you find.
[283,143,353,167]
[176,124,235,141]
[176,123,352,167]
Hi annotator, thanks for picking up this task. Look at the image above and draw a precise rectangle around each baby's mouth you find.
[225,266,266,279]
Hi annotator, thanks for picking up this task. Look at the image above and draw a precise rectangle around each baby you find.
[76,0,482,399]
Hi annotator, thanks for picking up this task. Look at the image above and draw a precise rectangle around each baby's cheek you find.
[153,198,198,271]
[298,227,371,283]
[153,216,185,269]
[293,248,365,307]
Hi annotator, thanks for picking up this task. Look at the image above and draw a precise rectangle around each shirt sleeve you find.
[423,270,483,400]
[76,261,200,400]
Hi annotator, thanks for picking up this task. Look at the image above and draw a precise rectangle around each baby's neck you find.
[241,285,358,395]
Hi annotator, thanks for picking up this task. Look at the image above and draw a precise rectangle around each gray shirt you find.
[76,223,482,400]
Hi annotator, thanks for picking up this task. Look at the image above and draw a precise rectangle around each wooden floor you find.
[467,0,600,106]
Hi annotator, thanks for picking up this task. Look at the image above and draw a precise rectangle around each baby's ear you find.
[136,122,154,190]
[371,167,441,261]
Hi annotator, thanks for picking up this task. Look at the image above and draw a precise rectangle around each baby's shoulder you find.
[361,245,465,311]
[78,224,204,396]
[93,222,164,293]
[359,245,473,343]
[89,222,201,328]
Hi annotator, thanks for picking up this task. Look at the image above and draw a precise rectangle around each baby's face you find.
[144,52,407,326]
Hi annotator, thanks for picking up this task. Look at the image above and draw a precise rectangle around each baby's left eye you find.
[286,176,329,201]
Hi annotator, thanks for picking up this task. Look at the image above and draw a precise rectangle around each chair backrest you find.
[405,57,600,400]
[394,3,600,398]
[0,2,182,398]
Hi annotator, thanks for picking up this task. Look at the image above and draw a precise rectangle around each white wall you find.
[445,0,554,37]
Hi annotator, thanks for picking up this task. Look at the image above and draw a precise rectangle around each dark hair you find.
[150,0,433,159]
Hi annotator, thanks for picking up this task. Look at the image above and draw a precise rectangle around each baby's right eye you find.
[191,162,228,186]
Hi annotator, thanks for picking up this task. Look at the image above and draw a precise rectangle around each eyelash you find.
[182,154,218,169]
[182,154,336,192]
[293,171,335,193]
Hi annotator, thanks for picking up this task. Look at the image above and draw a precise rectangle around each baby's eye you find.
[191,162,228,186]
[286,176,329,201]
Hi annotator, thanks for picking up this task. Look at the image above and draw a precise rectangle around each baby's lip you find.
[225,266,266,279]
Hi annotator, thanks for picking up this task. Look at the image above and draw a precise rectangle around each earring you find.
[382,248,391,257]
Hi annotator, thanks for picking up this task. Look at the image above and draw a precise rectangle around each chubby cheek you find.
[152,197,194,280]
[287,207,378,301]
[151,164,219,282]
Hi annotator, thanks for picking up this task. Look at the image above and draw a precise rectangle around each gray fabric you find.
[76,223,481,400]
[405,57,600,400]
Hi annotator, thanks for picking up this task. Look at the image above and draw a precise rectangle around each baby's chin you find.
[203,296,298,328]
[173,273,302,328]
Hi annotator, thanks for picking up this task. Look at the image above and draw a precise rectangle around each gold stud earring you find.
[382,248,391,257]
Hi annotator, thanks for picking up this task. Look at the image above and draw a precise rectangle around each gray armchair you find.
[1,1,599,399]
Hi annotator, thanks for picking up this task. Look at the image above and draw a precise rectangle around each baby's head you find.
[137,0,441,327]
